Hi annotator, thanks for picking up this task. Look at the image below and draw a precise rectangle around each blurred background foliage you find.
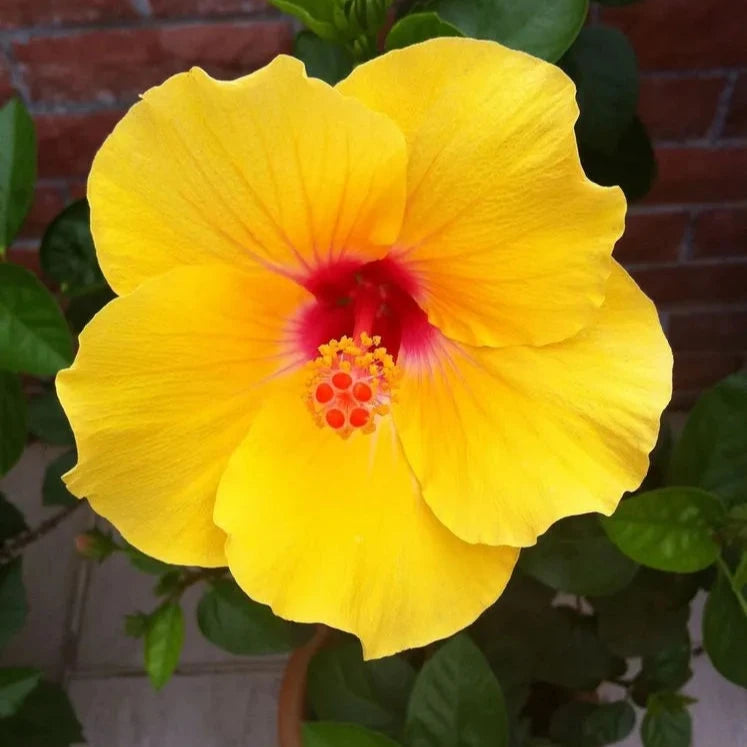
[0,1,745,746]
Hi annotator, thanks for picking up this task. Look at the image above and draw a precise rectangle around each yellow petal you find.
[213,376,517,658]
[394,262,672,547]
[338,38,625,348]
[89,56,407,295]
[57,265,311,566]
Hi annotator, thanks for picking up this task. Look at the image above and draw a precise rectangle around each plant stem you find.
[0,501,84,563]
[717,555,747,618]
[168,566,228,600]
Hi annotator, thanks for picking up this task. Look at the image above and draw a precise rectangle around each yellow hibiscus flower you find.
[56,38,672,659]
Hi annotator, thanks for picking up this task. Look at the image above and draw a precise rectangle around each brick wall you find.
[1,0,745,407]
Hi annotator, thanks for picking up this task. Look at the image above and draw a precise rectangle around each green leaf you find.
[294,31,354,85]
[595,569,693,657]
[0,493,26,543]
[405,634,509,747]
[549,700,634,747]
[26,389,73,445]
[702,568,747,688]
[641,693,692,747]
[0,668,41,718]
[582,700,635,745]
[124,611,149,638]
[0,372,26,477]
[0,680,83,746]
[470,574,554,701]
[0,99,36,253]
[307,640,415,737]
[124,544,172,575]
[430,0,588,62]
[303,721,402,747]
[197,578,311,655]
[519,514,638,596]
[560,26,638,153]
[39,199,103,293]
[534,607,624,690]
[579,115,656,202]
[669,373,747,508]
[633,629,692,706]
[269,0,341,41]
[639,420,673,493]
[41,449,77,507]
[385,11,462,50]
[0,559,27,652]
[144,601,184,689]
[601,488,724,573]
[64,283,115,335]
[0,263,73,376]
[595,0,641,5]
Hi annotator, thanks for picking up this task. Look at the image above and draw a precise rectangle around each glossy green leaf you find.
[641,693,692,747]
[601,488,724,573]
[197,578,311,655]
[0,263,73,376]
[431,0,588,62]
[39,200,102,293]
[534,607,624,690]
[405,634,508,747]
[385,11,462,50]
[0,99,36,253]
[26,389,73,446]
[0,668,41,718]
[144,602,183,689]
[561,26,638,152]
[0,372,26,477]
[579,115,656,201]
[595,569,693,657]
[702,569,747,688]
[41,449,77,507]
[0,680,84,746]
[0,559,27,652]
[0,493,26,543]
[307,640,415,737]
[294,31,354,85]
[519,514,638,596]
[303,721,402,747]
[269,0,340,41]
[669,373,747,508]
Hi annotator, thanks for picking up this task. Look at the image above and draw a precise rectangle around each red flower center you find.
[297,255,434,363]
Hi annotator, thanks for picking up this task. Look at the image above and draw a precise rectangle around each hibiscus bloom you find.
[57,38,672,658]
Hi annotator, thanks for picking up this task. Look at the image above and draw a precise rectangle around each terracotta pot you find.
[277,626,330,747]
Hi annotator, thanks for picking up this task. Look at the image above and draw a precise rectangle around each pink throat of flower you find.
[296,255,436,436]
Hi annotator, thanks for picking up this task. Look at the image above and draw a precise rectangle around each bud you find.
[75,529,116,561]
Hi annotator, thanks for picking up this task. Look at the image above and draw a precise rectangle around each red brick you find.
[668,310,747,351]
[631,262,747,307]
[35,110,125,177]
[638,76,724,141]
[693,209,747,259]
[646,147,747,204]
[6,245,42,278]
[724,74,747,138]
[602,0,747,70]
[0,0,136,29]
[614,211,687,264]
[14,21,293,104]
[151,0,267,16]
[18,184,67,239]
[673,351,744,391]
